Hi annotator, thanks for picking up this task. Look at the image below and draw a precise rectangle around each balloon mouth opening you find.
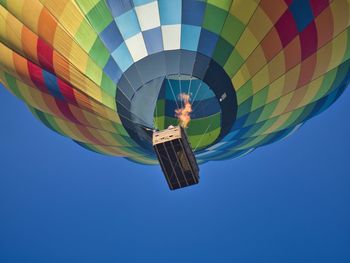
[153,74,222,151]
[115,50,238,155]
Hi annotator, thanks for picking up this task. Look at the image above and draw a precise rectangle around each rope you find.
[193,121,213,152]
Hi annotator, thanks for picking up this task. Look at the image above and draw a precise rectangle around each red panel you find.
[309,0,330,17]
[275,10,299,47]
[55,98,80,124]
[299,22,318,60]
[37,39,54,73]
[297,53,317,88]
[57,79,77,105]
[27,61,47,93]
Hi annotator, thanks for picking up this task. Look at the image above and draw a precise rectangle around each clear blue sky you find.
[0,84,349,263]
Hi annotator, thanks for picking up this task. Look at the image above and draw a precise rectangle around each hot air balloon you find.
[1,0,349,188]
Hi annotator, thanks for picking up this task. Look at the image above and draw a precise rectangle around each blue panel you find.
[241,107,264,127]
[115,10,141,39]
[164,51,181,75]
[124,66,143,90]
[100,22,123,52]
[181,25,201,51]
[182,0,205,26]
[163,97,220,118]
[106,0,134,17]
[179,50,196,75]
[318,88,343,114]
[104,57,123,83]
[112,43,133,72]
[232,114,249,130]
[134,53,167,83]
[165,79,181,98]
[191,98,221,118]
[118,75,134,100]
[158,0,182,25]
[289,0,314,32]
[198,29,219,57]
[133,0,154,6]
[42,71,63,99]
[188,80,215,100]
[192,53,211,80]
[143,27,164,54]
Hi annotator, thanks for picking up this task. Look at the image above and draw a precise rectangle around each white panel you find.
[207,142,226,151]
[161,25,181,50]
[135,1,161,31]
[125,33,148,62]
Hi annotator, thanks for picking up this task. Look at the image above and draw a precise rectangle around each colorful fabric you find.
[0,0,349,164]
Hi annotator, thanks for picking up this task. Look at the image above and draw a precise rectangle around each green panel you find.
[207,0,232,11]
[4,73,22,99]
[89,39,110,68]
[236,80,253,106]
[256,100,279,123]
[0,0,7,8]
[114,123,131,137]
[279,108,304,130]
[250,117,278,136]
[212,37,234,66]
[75,22,96,51]
[202,5,228,34]
[162,112,221,136]
[221,14,245,46]
[314,68,337,100]
[86,1,113,33]
[29,107,64,136]
[189,126,221,150]
[100,73,117,96]
[223,49,244,78]
[251,87,268,111]
[341,29,350,63]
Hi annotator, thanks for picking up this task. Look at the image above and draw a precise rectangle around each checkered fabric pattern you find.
[1,0,349,164]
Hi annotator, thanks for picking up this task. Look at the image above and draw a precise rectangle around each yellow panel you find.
[266,75,285,104]
[248,6,273,43]
[75,0,100,13]
[53,117,89,142]
[297,77,324,108]
[232,69,248,90]
[262,112,292,135]
[236,134,266,150]
[85,58,103,84]
[281,65,301,94]
[251,65,270,93]
[235,28,259,59]
[245,46,267,77]
[313,43,332,78]
[0,43,17,75]
[0,6,8,39]
[236,65,252,88]
[230,0,260,24]
[270,92,294,118]
[330,0,350,36]
[327,30,348,71]
[93,144,128,157]
[22,0,42,32]
[3,11,23,53]
[4,0,25,16]
[15,79,41,107]
[267,51,286,82]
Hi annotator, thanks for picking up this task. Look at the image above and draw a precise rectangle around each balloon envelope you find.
[0,0,349,164]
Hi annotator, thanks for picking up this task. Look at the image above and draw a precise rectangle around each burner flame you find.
[175,93,192,128]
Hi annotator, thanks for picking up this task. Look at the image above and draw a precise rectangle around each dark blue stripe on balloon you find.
[42,70,64,100]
